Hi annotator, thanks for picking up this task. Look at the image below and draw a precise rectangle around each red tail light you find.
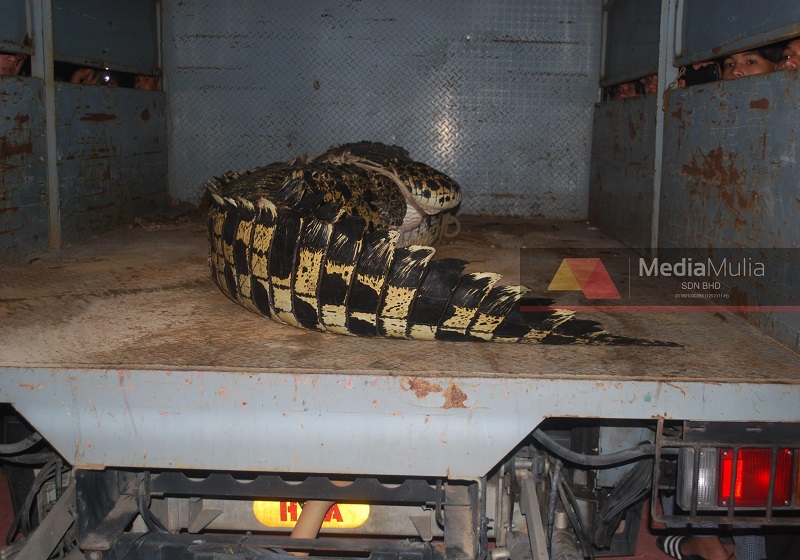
[718,448,794,507]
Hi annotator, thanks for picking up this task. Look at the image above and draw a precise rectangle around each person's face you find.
[0,53,24,77]
[777,39,800,70]
[721,51,776,80]
[135,75,159,91]
[611,82,638,100]
[639,74,658,94]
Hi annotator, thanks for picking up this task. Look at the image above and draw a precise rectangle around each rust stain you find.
[140,108,150,121]
[442,382,468,409]
[0,136,33,158]
[681,147,738,185]
[491,193,525,200]
[729,286,749,308]
[627,117,636,140]
[680,146,751,228]
[402,377,443,398]
[749,98,770,110]
[217,388,227,396]
[663,382,687,396]
[80,113,118,122]
[18,383,35,391]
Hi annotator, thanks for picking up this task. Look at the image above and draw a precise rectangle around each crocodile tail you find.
[208,192,678,347]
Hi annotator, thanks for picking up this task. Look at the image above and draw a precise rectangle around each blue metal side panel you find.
[0,0,30,54]
[588,95,657,250]
[602,0,660,87]
[677,1,800,66]
[55,84,169,244]
[661,72,800,350]
[52,0,159,74]
[0,77,48,264]
[162,0,602,219]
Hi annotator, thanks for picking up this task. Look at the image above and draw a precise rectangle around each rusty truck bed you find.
[0,217,798,477]
[0,216,796,382]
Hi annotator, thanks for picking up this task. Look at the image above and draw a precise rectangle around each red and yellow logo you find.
[548,258,620,299]
[253,501,370,529]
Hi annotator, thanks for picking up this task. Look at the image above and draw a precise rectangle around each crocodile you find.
[207,141,676,346]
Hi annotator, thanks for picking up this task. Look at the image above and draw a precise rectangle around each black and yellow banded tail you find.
[208,192,678,346]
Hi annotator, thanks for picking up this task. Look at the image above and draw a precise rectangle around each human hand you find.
[70,68,101,85]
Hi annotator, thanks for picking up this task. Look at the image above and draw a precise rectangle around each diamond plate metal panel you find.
[163,0,601,219]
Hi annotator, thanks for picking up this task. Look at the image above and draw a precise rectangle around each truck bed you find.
[1,217,798,477]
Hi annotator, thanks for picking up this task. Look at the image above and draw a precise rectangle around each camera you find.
[683,63,720,86]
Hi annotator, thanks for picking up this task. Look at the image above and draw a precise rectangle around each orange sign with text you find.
[252,501,370,529]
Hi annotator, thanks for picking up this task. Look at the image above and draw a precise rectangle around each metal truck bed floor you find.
[0,217,798,477]
[0,216,796,381]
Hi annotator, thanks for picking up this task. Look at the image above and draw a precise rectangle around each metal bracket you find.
[187,497,224,533]
[14,482,76,560]
[519,477,549,560]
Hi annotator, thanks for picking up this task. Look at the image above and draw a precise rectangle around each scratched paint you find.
[588,94,657,250]
[55,84,169,245]
[1,78,169,263]
[0,78,48,264]
[402,378,443,399]
[590,71,799,350]
[442,383,468,409]
[660,71,800,351]
[400,378,468,409]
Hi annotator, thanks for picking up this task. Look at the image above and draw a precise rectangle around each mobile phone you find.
[683,63,719,86]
